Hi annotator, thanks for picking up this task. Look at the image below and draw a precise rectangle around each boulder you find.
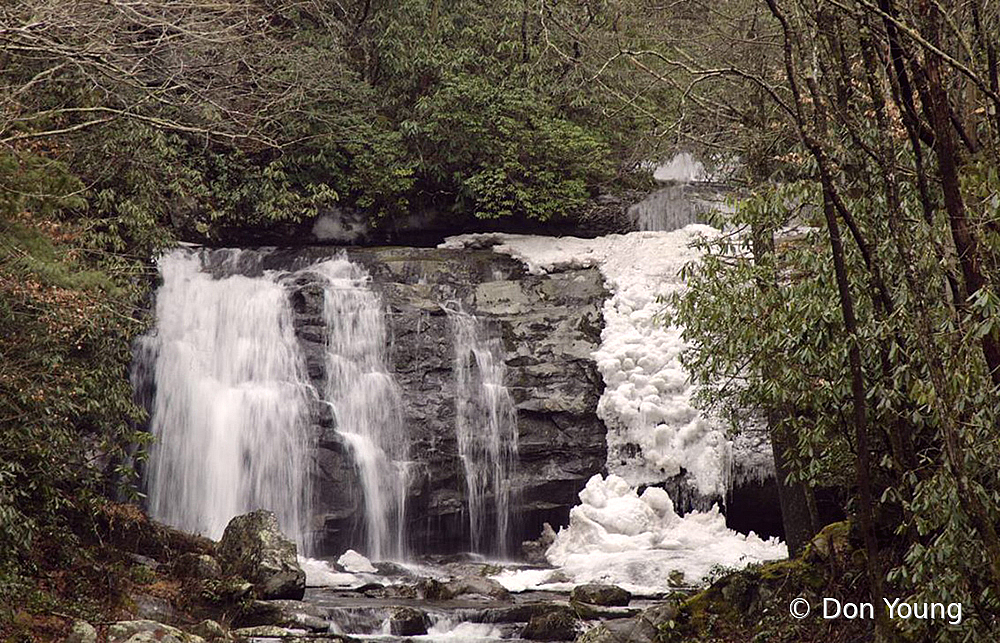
[174,553,222,580]
[576,620,656,643]
[230,625,296,638]
[188,620,228,641]
[570,583,631,607]
[388,606,430,636]
[640,602,679,625]
[373,561,415,577]
[445,575,510,599]
[198,578,253,606]
[218,510,305,600]
[66,621,97,643]
[107,620,205,643]
[234,599,329,631]
[132,593,179,622]
[522,606,579,641]
[418,575,510,600]
[476,602,575,624]
[574,602,679,643]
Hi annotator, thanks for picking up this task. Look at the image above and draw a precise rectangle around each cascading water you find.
[628,185,714,232]
[313,256,410,561]
[141,249,313,546]
[448,307,518,556]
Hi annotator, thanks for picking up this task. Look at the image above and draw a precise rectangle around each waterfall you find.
[448,307,518,556]
[142,249,313,547]
[628,185,715,232]
[313,256,409,561]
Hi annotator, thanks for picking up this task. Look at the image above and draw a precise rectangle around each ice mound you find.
[543,474,786,593]
[442,227,743,496]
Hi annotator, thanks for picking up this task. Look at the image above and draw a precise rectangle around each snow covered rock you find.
[337,549,377,573]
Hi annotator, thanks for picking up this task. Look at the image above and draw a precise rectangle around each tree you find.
[672,0,1000,639]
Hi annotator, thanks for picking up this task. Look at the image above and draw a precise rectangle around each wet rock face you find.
[264,246,610,556]
[388,607,430,636]
[217,510,306,600]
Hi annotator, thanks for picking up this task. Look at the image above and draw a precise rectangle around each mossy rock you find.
[522,606,579,641]
[217,511,305,600]
[570,583,631,607]
[803,520,853,565]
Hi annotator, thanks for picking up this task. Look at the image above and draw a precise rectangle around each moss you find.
[660,523,873,643]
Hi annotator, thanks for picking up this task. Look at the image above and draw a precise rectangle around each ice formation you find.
[443,227,786,593]
[441,226,734,496]
[494,474,787,595]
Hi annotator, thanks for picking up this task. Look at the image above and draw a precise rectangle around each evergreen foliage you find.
[0,0,673,626]
[672,1,1000,640]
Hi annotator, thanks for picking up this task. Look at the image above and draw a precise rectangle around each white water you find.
[629,185,717,232]
[448,307,518,556]
[143,250,312,546]
[653,152,707,182]
[312,257,410,561]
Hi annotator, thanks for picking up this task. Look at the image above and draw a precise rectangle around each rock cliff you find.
[260,246,609,555]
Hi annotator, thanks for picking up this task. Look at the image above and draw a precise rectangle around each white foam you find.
[421,620,504,641]
[653,152,707,182]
